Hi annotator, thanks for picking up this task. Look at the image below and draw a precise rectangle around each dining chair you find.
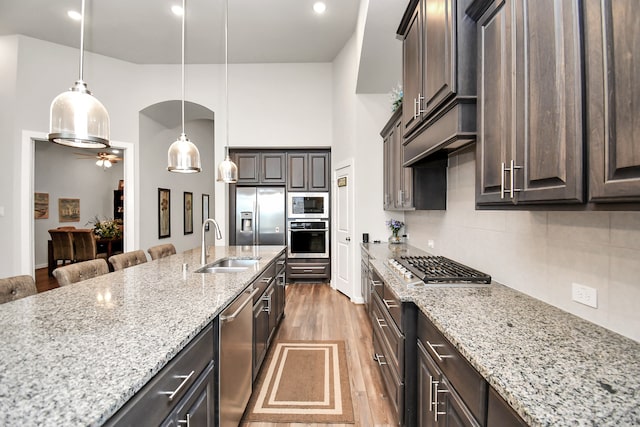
[0,275,37,304]
[71,229,107,262]
[48,229,75,268]
[52,259,109,287]
[109,250,148,271]
[147,243,177,260]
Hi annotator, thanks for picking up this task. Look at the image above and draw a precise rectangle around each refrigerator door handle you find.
[254,201,258,245]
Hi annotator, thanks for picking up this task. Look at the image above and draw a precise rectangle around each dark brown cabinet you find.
[399,0,477,165]
[585,0,640,203]
[382,107,414,210]
[234,151,286,185]
[487,387,528,427]
[160,363,215,427]
[473,0,584,206]
[113,190,124,220]
[287,152,330,192]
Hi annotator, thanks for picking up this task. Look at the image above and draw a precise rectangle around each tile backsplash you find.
[405,148,640,342]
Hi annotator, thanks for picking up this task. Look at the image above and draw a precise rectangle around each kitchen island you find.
[0,245,286,426]
[363,242,640,426]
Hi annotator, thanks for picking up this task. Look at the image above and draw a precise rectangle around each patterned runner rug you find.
[243,340,355,423]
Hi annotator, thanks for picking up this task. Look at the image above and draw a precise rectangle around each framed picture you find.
[184,192,193,235]
[58,198,80,222]
[118,179,124,190]
[202,194,210,231]
[158,188,171,238]
[34,192,49,219]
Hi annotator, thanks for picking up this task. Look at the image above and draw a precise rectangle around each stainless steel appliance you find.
[236,187,285,245]
[287,219,329,258]
[287,192,329,218]
[386,255,491,287]
[219,286,260,427]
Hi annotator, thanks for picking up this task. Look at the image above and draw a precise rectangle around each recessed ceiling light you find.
[67,10,82,21]
[171,5,184,16]
[313,2,326,14]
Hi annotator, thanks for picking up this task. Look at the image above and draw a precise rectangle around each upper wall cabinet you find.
[234,151,286,185]
[382,108,414,210]
[585,0,640,203]
[399,0,477,165]
[471,0,584,206]
[287,152,330,192]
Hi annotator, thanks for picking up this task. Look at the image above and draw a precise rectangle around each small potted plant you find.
[386,219,405,244]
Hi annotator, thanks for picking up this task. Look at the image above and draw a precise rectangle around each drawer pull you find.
[383,299,399,309]
[177,414,191,427]
[261,276,273,283]
[291,266,326,271]
[426,341,452,362]
[371,280,382,287]
[374,315,387,329]
[161,370,195,401]
[374,353,387,366]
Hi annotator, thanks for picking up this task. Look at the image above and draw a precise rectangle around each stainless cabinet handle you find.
[221,288,261,322]
[434,381,449,421]
[383,299,399,309]
[426,340,452,362]
[160,370,195,401]
[371,280,382,287]
[261,277,273,283]
[429,376,437,413]
[414,93,425,119]
[291,266,325,271]
[177,414,191,427]
[510,159,522,198]
[374,353,387,366]
[375,315,387,328]
[500,161,506,199]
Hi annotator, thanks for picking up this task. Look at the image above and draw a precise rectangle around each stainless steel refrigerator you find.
[235,187,285,245]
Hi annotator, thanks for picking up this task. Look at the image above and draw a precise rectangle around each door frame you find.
[332,158,362,303]
[19,129,138,275]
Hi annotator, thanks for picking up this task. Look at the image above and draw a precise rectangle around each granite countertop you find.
[362,242,640,426]
[0,245,285,427]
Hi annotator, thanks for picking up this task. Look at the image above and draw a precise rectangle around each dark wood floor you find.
[35,267,60,293]
[241,283,396,427]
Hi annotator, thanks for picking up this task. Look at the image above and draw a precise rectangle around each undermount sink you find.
[194,258,260,273]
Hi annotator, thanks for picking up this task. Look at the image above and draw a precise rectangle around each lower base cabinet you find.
[160,362,215,427]
[487,387,527,427]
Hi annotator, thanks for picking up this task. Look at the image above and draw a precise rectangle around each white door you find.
[333,162,353,299]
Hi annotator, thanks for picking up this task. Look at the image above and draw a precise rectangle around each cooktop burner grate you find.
[395,255,491,284]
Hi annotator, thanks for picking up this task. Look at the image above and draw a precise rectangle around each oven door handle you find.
[290,229,328,232]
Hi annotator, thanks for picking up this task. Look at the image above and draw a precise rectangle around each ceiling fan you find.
[75,151,123,169]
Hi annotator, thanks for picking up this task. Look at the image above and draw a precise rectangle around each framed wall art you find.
[58,198,80,222]
[202,194,210,231]
[158,188,171,238]
[184,192,193,235]
[34,192,49,219]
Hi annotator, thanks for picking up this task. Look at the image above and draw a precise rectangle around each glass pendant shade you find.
[168,133,202,173]
[217,155,238,183]
[96,159,112,168]
[49,80,110,148]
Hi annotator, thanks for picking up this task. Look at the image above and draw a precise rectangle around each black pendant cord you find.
[181,0,186,135]
[79,0,85,82]
[225,0,229,158]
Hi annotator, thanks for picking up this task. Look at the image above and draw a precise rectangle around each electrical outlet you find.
[572,283,597,308]
[427,240,435,248]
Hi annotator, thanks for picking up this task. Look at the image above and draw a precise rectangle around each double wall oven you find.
[286,192,330,280]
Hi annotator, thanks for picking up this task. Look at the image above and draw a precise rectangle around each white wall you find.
[1,35,334,277]
[139,115,215,255]
[405,148,640,342]
[33,142,124,267]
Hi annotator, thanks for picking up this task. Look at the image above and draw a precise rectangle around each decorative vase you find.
[389,232,402,244]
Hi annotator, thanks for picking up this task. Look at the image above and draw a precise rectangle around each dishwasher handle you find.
[221,288,261,322]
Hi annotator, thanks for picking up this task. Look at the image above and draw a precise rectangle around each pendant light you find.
[167,0,202,173]
[49,0,110,148]
[216,0,238,183]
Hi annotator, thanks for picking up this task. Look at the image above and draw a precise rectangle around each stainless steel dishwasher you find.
[219,285,260,427]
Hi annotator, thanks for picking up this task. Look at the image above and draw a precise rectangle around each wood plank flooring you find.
[241,283,397,427]
[35,267,60,293]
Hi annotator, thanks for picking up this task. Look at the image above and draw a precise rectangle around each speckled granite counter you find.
[362,242,640,426]
[0,245,285,426]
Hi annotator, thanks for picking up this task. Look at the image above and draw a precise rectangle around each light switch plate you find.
[572,283,597,308]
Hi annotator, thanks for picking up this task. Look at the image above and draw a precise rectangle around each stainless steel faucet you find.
[201,218,223,265]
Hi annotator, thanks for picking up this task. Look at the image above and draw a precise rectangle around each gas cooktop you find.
[386,255,491,287]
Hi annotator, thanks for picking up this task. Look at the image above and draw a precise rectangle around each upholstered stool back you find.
[53,259,109,287]
[147,243,177,260]
[109,250,148,271]
[0,275,37,304]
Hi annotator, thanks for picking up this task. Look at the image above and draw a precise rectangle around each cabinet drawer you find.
[287,261,330,279]
[418,313,486,424]
[105,324,214,426]
[371,292,404,375]
[254,262,277,304]
[373,328,403,424]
